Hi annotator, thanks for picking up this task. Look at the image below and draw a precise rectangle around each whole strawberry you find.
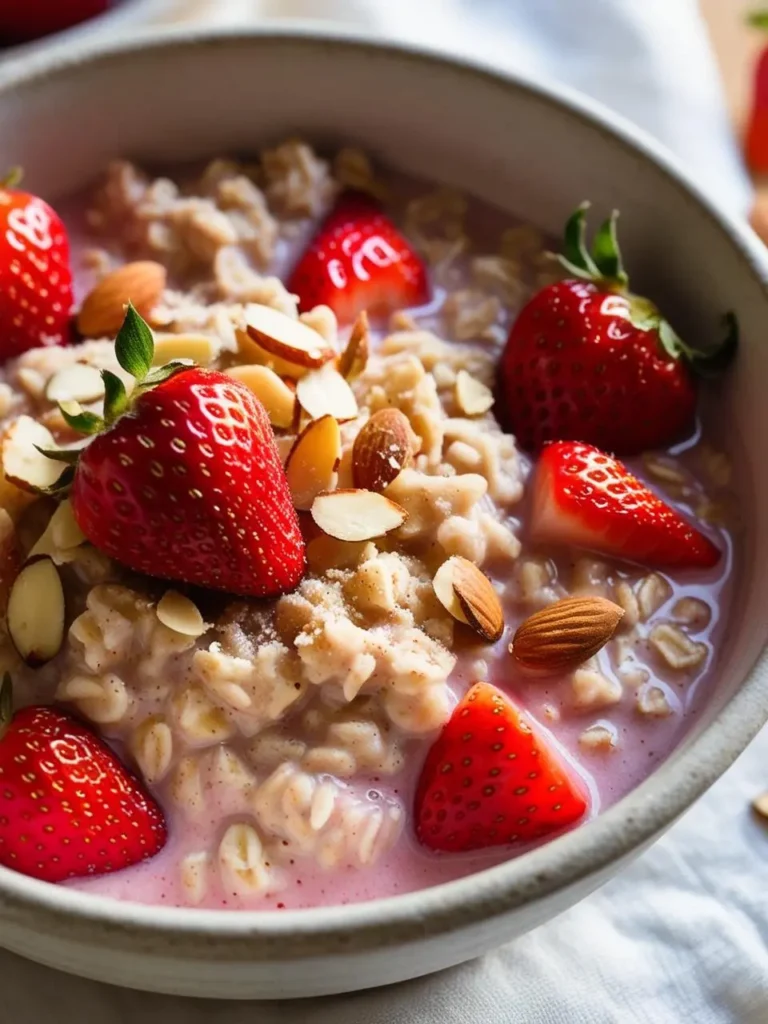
[0,676,166,883]
[45,306,306,598]
[0,173,73,359]
[499,204,736,454]
[415,682,588,853]
[288,191,429,324]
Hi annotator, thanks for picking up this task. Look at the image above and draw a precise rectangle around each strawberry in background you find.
[0,0,109,44]
[746,10,768,174]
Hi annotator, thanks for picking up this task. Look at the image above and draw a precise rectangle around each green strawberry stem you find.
[556,203,738,377]
[0,674,13,740]
[748,10,768,29]
[0,167,22,190]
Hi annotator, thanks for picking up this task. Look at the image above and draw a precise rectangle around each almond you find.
[338,311,370,380]
[245,304,336,370]
[226,364,297,429]
[352,408,413,492]
[2,416,66,493]
[157,591,206,638]
[752,792,768,822]
[311,489,407,541]
[236,327,312,381]
[433,555,504,642]
[77,261,167,338]
[7,555,65,666]
[455,370,494,416]
[285,415,342,510]
[45,364,105,405]
[510,596,624,675]
[297,362,358,422]
[152,333,218,366]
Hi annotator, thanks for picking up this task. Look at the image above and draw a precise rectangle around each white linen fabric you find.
[1,2,765,1021]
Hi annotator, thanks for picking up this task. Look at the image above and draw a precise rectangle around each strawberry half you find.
[288,191,429,324]
[415,682,588,852]
[43,306,306,598]
[0,677,166,883]
[499,204,736,455]
[0,174,73,360]
[531,440,720,569]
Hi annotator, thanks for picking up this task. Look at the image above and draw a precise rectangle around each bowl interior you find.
[0,28,765,939]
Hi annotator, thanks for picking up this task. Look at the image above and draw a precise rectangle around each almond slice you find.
[352,408,413,492]
[245,304,336,370]
[226,365,297,430]
[311,489,407,541]
[752,792,768,821]
[455,370,494,416]
[285,415,342,510]
[2,416,66,493]
[152,333,217,366]
[235,328,312,382]
[45,364,105,405]
[0,510,21,617]
[510,596,625,675]
[77,261,167,338]
[7,556,65,666]
[297,362,358,422]
[157,590,206,638]
[433,555,504,642]
[338,311,370,380]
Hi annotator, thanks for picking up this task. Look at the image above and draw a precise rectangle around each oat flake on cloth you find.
[1,2,766,1022]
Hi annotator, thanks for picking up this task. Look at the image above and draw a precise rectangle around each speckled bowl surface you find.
[0,24,766,1000]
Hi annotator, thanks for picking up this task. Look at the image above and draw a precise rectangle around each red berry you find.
[746,48,768,174]
[415,682,588,853]
[0,705,166,883]
[0,0,109,43]
[288,192,429,324]
[71,366,306,598]
[0,187,73,359]
[531,440,721,569]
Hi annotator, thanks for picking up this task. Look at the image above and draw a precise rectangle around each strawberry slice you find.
[287,192,429,324]
[531,440,720,569]
[415,682,588,853]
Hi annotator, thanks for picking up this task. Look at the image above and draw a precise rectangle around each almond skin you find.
[353,408,413,493]
[433,555,504,643]
[77,261,167,338]
[510,596,624,674]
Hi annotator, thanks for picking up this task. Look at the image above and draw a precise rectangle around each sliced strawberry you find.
[288,191,429,324]
[415,682,588,853]
[531,440,720,569]
[0,680,166,883]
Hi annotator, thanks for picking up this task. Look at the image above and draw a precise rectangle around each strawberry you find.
[44,306,306,598]
[531,440,720,569]
[499,204,736,455]
[0,676,166,883]
[0,173,73,359]
[0,0,109,43]
[288,191,429,324]
[415,682,587,852]
[746,12,768,173]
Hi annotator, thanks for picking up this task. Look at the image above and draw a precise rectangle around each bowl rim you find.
[0,22,766,955]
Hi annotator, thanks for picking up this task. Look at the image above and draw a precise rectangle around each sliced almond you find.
[352,408,413,492]
[245,304,336,370]
[156,590,206,638]
[226,364,297,430]
[152,333,217,367]
[297,362,358,422]
[285,415,342,510]
[0,510,21,616]
[338,311,370,380]
[77,261,167,338]
[510,596,625,675]
[45,364,105,405]
[29,498,86,561]
[311,489,407,542]
[7,556,65,666]
[235,328,312,381]
[2,416,65,493]
[752,792,768,821]
[455,370,494,416]
[433,555,504,642]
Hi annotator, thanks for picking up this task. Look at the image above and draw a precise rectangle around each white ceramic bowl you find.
[0,25,766,1001]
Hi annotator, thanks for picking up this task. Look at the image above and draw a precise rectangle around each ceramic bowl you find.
[0,25,766,1001]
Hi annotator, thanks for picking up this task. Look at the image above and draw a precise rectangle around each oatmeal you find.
[0,143,738,909]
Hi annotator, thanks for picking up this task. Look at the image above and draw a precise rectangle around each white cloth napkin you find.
[2,2,765,1021]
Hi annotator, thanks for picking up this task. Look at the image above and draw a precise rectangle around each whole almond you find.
[77,261,167,338]
[353,408,413,492]
[433,555,504,643]
[510,596,624,675]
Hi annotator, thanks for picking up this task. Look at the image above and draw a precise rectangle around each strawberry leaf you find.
[560,202,601,279]
[33,445,81,466]
[101,369,129,425]
[115,303,154,383]
[688,312,739,379]
[137,361,190,391]
[748,10,768,29]
[590,211,628,286]
[40,464,75,497]
[59,401,104,436]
